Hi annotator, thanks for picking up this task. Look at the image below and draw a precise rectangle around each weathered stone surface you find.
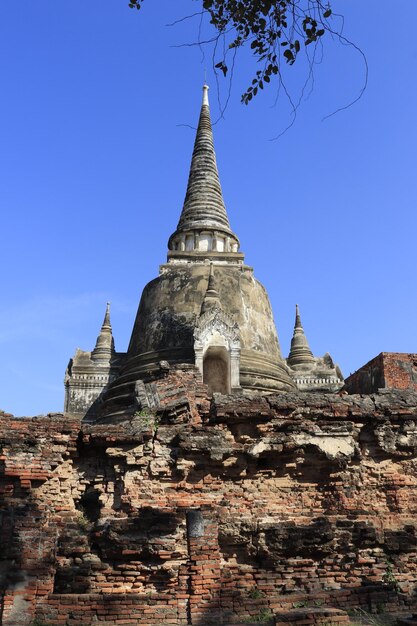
[113,261,295,402]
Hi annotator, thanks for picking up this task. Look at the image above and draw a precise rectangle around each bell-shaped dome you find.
[124,263,292,389]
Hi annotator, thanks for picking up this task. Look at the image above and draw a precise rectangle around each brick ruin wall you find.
[2,371,417,625]
[345,353,417,395]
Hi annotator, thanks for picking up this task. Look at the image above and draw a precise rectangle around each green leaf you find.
[283,49,295,63]
[215,61,228,76]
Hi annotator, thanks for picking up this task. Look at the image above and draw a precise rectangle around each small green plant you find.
[382,560,400,591]
[314,599,324,607]
[293,600,307,608]
[248,587,265,599]
[243,609,273,624]
[134,410,160,433]
[76,510,91,531]
[375,603,385,614]
[253,608,273,623]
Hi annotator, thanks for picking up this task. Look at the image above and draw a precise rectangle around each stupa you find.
[286,305,343,391]
[64,85,342,421]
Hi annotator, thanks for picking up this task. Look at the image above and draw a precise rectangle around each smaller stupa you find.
[286,305,343,391]
[64,303,122,416]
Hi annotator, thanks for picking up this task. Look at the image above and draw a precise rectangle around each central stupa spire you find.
[168,84,241,258]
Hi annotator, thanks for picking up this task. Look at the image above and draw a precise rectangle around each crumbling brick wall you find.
[344,353,417,394]
[2,373,417,625]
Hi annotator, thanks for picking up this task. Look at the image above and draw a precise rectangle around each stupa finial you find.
[295,304,302,329]
[102,302,111,329]
[202,82,209,106]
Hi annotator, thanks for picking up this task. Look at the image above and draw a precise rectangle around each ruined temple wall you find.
[345,353,417,394]
[2,381,417,625]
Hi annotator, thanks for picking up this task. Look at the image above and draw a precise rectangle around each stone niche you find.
[203,345,230,394]
[194,307,241,393]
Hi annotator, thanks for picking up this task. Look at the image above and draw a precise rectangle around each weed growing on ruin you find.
[76,510,91,532]
[248,587,265,599]
[250,608,273,623]
[293,599,325,609]
[134,410,160,433]
[382,560,400,591]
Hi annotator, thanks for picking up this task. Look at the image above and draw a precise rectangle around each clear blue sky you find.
[1,1,416,416]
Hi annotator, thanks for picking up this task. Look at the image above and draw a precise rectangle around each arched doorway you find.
[203,346,230,394]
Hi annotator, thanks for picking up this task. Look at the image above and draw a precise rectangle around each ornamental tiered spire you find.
[287,305,315,367]
[168,84,240,256]
[91,302,115,362]
[200,263,222,314]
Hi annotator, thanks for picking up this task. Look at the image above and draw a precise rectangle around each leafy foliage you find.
[134,410,160,434]
[128,0,335,104]
[382,560,400,591]
[248,587,265,599]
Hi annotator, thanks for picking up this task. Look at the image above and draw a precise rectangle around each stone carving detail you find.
[134,380,159,411]
[194,306,241,391]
